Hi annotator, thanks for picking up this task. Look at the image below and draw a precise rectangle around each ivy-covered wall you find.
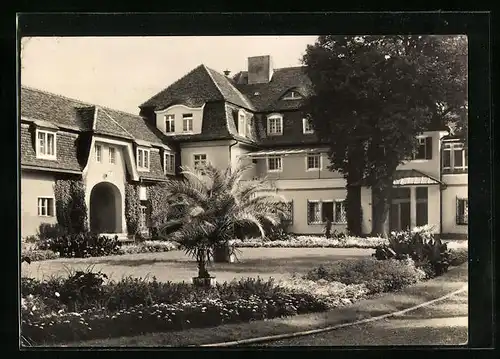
[146,182,169,230]
[125,183,140,235]
[54,178,88,233]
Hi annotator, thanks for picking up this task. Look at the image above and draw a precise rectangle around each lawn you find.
[21,247,373,284]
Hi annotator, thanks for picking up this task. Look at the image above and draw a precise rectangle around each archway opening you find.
[90,182,122,233]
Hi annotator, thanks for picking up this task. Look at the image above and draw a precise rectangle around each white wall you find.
[84,137,129,233]
[180,140,232,171]
[441,173,468,236]
[21,171,58,237]
[155,104,204,136]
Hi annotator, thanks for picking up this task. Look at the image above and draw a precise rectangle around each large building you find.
[20,55,468,239]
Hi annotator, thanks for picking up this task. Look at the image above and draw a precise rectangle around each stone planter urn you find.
[192,276,217,287]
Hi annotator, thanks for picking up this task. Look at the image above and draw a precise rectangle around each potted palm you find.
[157,162,288,285]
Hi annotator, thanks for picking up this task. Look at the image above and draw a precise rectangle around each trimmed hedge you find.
[230,236,388,249]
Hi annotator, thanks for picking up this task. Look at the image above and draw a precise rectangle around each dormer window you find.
[35,129,57,160]
[282,90,303,100]
[136,148,150,171]
[165,114,175,133]
[303,117,314,134]
[267,114,283,136]
[182,114,193,132]
[238,110,247,137]
[164,151,175,175]
[413,136,432,160]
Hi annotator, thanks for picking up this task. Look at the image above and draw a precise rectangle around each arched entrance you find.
[90,182,122,233]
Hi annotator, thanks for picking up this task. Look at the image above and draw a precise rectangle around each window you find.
[334,201,347,224]
[182,113,193,132]
[37,197,54,217]
[164,152,175,174]
[95,144,102,163]
[306,154,321,171]
[307,200,346,224]
[137,148,150,171]
[194,154,207,170]
[238,111,247,137]
[443,142,468,172]
[282,90,303,100]
[456,198,468,225]
[165,114,175,133]
[267,156,283,172]
[36,130,56,159]
[267,115,283,135]
[413,136,432,160]
[303,117,314,134]
[109,147,116,164]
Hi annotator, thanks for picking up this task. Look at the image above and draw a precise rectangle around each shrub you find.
[24,235,39,243]
[46,233,122,258]
[21,250,60,262]
[37,223,68,241]
[449,248,468,266]
[373,226,451,277]
[21,276,328,344]
[304,258,426,294]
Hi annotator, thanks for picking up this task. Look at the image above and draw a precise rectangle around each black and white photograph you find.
[17,15,481,348]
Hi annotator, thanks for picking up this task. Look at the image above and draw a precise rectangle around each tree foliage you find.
[156,162,288,278]
[302,35,467,236]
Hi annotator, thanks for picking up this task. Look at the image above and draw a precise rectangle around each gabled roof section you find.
[204,66,255,111]
[139,65,225,110]
[392,169,445,186]
[232,66,313,112]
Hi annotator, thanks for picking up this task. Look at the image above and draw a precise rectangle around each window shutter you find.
[425,137,433,159]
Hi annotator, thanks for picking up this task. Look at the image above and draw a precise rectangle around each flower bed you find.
[119,241,179,255]
[21,276,327,344]
[21,250,60,262]
[230,236,388,249]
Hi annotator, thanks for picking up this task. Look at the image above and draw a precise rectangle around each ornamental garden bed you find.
[20,246,468,346]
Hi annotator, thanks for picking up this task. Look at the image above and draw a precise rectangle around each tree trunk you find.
[345,184,362,237]
[371,179,393,238]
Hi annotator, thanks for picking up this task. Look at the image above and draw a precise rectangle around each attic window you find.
[282,90,303,100]
[238,110,247,137]
[137,148,150,172]
[35,129,57,160]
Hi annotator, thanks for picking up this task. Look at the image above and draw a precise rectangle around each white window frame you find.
[164,152,175,175]
[238,110,247,137]
[267,155,283,172]
[108,147,116,164]
[267,114,283,136]
[165,114,175,134]
[37,197,55,217]
[139,204,148,229]
[193,154,207,170]
[413,136,430,160]
[95,144,102,163]
[282,90,303,100]
[136,147,150,171]
[307,199,346,224]
[182,114,194,133]
[443,142,468,172]
[35,129,57,160]
[302,117,314,134]
[306,153,322,171]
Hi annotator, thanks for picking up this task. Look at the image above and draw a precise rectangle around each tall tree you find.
[302,35,467,237]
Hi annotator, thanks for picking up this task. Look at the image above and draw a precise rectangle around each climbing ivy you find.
[54,178,88,233]
[147,182,169,229]
[125,183,140,235]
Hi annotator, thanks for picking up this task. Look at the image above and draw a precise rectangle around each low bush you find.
[449,248,468,267]
[373,226,451,278]
[45,233,122,258]
[37,223,68,241]
[230,236,387,249]
[304,258,426,294]
[21,276,327,344]
[21,250,60,262]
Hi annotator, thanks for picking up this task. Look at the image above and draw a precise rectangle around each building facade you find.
[20,55,468,239]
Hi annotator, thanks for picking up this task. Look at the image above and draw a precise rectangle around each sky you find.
[21,36,319,114]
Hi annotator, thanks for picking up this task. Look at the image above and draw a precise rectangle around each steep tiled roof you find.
[205,67,255,111]
[232,66,313,112]
[139,65,225,110]
[20,124,82,173]
[94,108,134,139]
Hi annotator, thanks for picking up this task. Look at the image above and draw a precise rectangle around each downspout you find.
[229,140,238,168]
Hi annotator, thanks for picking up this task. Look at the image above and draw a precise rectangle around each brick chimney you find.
[247,55,274,84]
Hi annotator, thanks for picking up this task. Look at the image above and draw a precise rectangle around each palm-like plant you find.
[157,162,288,279]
